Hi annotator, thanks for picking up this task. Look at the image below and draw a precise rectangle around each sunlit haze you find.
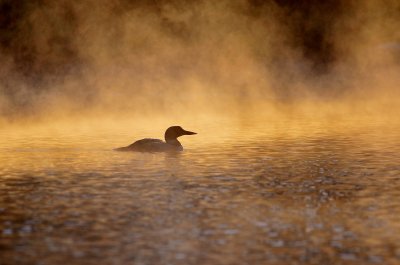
[1,1,400,265]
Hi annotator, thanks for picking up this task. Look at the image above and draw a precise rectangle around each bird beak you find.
[183,130,197,135]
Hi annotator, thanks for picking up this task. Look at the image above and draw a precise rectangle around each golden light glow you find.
[0,0,399,132]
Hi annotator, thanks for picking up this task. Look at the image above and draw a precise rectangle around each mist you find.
[0,0,399,127]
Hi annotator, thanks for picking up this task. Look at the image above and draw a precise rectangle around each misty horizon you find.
[0,0,399,123]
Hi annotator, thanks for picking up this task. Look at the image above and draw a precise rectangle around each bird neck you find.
[165,138,182,147]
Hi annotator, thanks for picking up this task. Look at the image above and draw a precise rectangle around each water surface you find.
[1,119,400,264]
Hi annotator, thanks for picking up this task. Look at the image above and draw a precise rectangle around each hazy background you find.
[0,0,399,127]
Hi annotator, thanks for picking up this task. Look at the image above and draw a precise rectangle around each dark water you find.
[1,119,400,265]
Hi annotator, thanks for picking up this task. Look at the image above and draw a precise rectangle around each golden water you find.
[1,118,400,264]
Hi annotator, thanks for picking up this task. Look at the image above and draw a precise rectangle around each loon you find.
[115,126,197,152]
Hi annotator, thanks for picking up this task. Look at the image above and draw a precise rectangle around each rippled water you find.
[1,119,400,265]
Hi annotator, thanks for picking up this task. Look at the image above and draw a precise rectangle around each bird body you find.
[115,126,196,152]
